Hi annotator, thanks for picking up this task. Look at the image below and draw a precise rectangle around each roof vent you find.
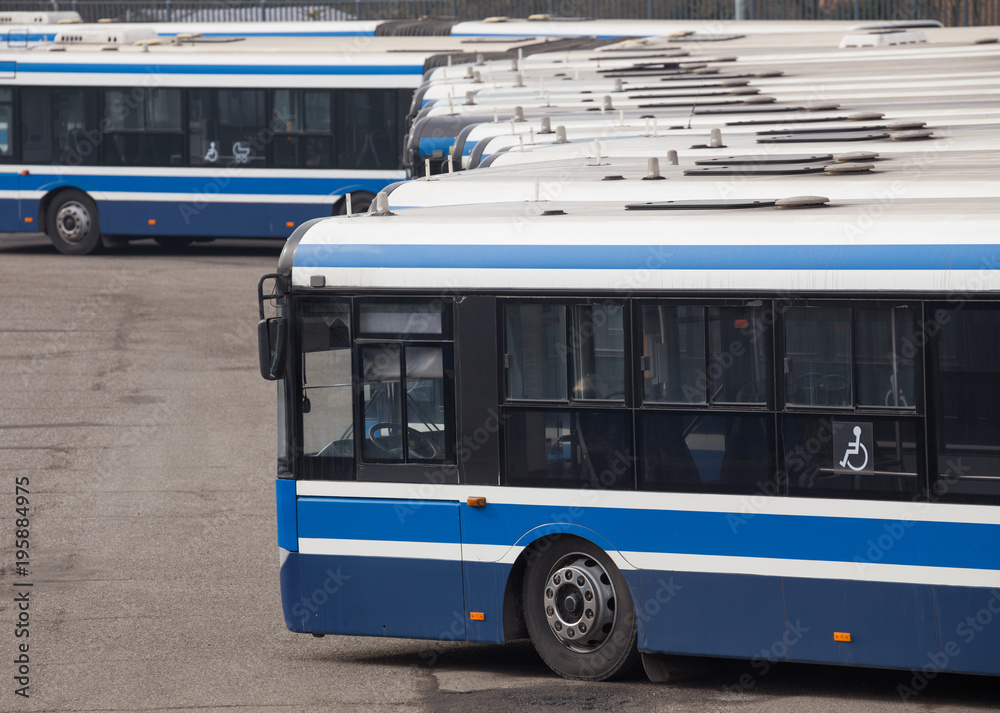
[840,30,926,48]
[833,151,879,162]
[643,157,666,180]
[372,191,393,216]
[539,116,553,134]
[555,126,568,144]
[890,129,934,140]
[626,199,777,211]
[847,111,885,121]
[55,26,156,45]
[824,162,874,174]
[774,196,829,208]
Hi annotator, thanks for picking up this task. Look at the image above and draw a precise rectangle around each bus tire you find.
[46,190,103,255]
[333,191,375,216]
[522,536,639,681]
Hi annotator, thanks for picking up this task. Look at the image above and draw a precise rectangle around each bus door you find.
[292,298,467,641]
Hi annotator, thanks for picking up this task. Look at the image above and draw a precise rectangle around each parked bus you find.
[258,191,1000,681]
[257,20,1000,682]
[0,31,485,253]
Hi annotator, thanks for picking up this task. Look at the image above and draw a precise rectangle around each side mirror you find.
[258,317,287,381]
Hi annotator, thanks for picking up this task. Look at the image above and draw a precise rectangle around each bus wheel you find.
[46,190,103,255]
[522,537,639,681]
[334,191,375,215]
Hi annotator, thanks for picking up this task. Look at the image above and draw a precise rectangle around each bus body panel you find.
[295,496,466,640]
[279,549,305,633]
[276,479,297,552]
[18,170,403,240]
[462,560,509,643]
[0,170,19,231]
[932,585,1000,675]
[781,578,937,669]
[637,571,785,659]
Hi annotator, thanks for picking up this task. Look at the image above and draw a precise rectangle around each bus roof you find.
[282,196,1000,294]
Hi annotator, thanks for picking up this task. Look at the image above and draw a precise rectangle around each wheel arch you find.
[38,185,98,234]
[500,525,638,643]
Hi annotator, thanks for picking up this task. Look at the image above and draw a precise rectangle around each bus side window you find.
[930,304,1000,501]
[0,88,12,159]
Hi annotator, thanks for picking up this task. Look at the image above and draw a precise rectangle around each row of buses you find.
[257,18,1000,682]
[0,12,943,253]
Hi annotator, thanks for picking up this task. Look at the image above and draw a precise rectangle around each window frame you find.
[502,298,631,408]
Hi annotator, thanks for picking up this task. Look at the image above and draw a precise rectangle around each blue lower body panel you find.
[782,578,937,669]
[293,553,467,640]
[638,571,785,659]
[462,561,510,643]
[933,585,1000,674]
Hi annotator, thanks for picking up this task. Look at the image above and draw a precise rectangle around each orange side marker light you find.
[470,612,485,621]
[834,632,851,643]
[147,219,156,225]
[467,496,487,507]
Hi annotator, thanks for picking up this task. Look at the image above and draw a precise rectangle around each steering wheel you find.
[366,422,440,460]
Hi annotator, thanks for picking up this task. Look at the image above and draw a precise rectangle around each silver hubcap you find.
[543,554,617,653]
[55,202,91,243]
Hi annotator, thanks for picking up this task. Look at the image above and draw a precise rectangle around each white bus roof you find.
[283,196,1000,295]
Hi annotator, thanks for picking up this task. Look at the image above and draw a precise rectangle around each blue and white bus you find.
[259,191,1000,681]
[257,20,1000,683]
[0,32,446,254]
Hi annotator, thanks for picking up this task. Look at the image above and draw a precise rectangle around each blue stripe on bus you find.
[15,62,423,75]
[297,498,1000,572]
[297,497,462,544]
[483,505,1000,572]
[293,242,1000,272]
[19,173,392,196]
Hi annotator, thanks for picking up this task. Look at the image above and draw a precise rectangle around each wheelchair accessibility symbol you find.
[833,421,874,475]
[839,426,868,472]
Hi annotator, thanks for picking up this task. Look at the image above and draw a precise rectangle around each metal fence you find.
[6,0,997,25]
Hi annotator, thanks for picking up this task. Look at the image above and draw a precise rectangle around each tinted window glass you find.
[784,415,920,499]
[0,90,11,158]
[640,412,774,494]
[334,88,404,169]
[189,89,267,167]
[300,300,354,478]
[571,304,625,401]
[785,306,852,407]
[273,89,333,169]
[856,306,916,408]
[504,409,632,489]
[708,305,768,404]
[361,344,403,462]
[642,305,706,404]
[931,304,1000,500]
[506,304,568,401]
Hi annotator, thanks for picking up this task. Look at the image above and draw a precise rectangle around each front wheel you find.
[46,190,102,255]
[523,536,639,681]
